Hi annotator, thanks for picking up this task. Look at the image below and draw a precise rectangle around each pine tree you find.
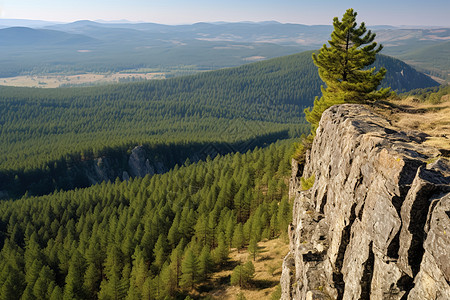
[212,232,229,265]
[230,261,255,288]
[198,245,214,282]
[64,251,86,300]
[126,248,149,300]
[232,223,245,253]
[248,238,259,262]
[305,8,391,135]
[224,215,235,249]
[98,245,125,300]
[152,234,168,271]
[180,248,198,290]
[32,266,55,299]
[49,286,63,300]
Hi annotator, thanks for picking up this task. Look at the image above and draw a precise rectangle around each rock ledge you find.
[281,104,450,300]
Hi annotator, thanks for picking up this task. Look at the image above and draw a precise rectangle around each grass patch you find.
[376,89,450,156]
[198,238,289,299]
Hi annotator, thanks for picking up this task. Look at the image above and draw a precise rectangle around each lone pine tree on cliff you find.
[305,8,391,136]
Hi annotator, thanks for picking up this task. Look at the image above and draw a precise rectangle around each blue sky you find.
[1,0,449,26]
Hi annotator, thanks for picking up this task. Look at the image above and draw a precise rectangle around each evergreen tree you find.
[180,248,198,290]
[64,251,86,300]
[230,261,254,288]
[224,215,235,249]
[212,232,229,265]
[305,8,391,135]
[126,248,149,300]
[32,266,55,299]
[248,238,259,262]
[198,245,214,282]
[49,286,63,300]
[232,223,244,253]
[152,234,168,271]
[98,245,125,300]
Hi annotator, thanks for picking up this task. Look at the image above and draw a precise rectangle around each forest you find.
[0,140,294,300]
[0,51,438,199]
[0,44,443,299]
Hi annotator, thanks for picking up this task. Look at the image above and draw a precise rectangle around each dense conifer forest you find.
[0,51,438,198]
[0,140,294,299]
[0,52,319,172]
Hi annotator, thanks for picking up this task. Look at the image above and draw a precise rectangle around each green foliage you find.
[248,238,259,261]
[198,246,214,282]
[0,53,315,173]
[230,261,255,288]
[232,223,245,253]
[401,84,450,104]
[0,140,295,299]
[305,9,391,135]
[300,173,315,191]
[0,49,436,199]
[180,249,198,290]
[292,134,314,163]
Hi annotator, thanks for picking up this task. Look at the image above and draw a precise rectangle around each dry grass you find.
[197,238,289,300]
[376,94,450,154]
[0,72,165,88]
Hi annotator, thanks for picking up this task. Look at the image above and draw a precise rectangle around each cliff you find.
[281,104,450,299]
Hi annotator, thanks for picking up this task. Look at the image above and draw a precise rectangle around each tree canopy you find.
[305,8,391,135]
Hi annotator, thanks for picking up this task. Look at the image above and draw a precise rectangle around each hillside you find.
[0,27,98,46]
[0,139,294,300]
[396,41,450,82]
[0,51,438,199]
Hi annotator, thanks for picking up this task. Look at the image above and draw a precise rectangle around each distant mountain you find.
[45,20,331,47]
[0,27,98,46]
[0,21,448,78]
[0,18,61,28]
[45,20,450,49]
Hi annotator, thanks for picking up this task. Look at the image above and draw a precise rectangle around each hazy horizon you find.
[1,18,449,29]
[1,0,449,27]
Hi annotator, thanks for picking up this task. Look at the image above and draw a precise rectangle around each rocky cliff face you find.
[76,145,168,184]
[281,104,450,300]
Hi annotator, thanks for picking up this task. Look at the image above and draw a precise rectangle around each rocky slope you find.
[281,104,450,299]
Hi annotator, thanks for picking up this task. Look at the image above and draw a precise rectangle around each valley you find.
[0,10,449,300]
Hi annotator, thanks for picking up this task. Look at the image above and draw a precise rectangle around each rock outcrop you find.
[127,146,156,178]
[281,104,450,300]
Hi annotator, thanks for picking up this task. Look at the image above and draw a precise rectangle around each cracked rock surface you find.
[281,104,450,300]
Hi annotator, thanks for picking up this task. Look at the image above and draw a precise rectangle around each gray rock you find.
[281,104,450,300]
[122,171,130,181]
[128,146,155,177]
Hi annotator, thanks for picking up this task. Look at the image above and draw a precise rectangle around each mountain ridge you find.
[0,21,448,79]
